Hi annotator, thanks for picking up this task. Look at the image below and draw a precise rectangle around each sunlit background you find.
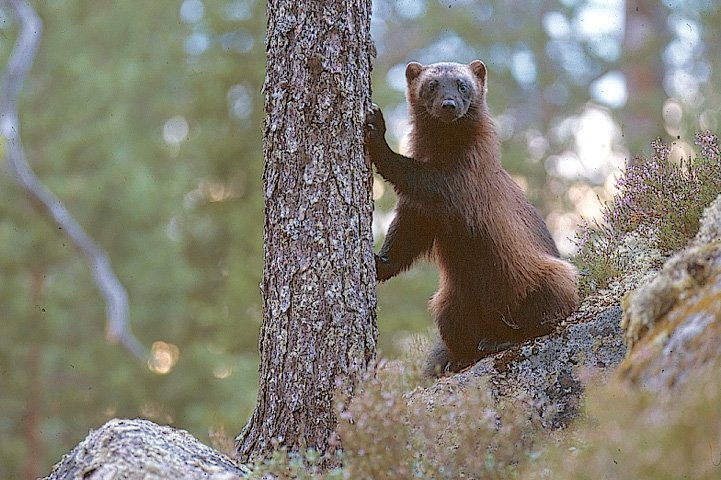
[1,0,720,477]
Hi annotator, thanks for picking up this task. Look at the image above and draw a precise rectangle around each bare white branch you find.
[0,0,147,359]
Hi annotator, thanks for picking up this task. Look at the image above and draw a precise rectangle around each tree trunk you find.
[621,0,668,152]
[23,269,45,480]
[235,0,377,465]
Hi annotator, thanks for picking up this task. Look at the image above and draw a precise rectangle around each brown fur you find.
[366,60,579,376]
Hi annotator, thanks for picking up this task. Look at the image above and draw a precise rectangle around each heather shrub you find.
[337,364,543,479]
[574,131,721,294]
[248,333,721,480]
[248,344,721,480]
[247,346,544,479]
[246,446,342,480]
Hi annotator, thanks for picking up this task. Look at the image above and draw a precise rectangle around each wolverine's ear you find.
[405,62,423,83]
[469,60,487,90]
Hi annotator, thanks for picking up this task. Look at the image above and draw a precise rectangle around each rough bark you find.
[44,419,249,480]
[234,0,377,464]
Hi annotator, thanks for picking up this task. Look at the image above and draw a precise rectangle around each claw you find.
[365,103,386,139]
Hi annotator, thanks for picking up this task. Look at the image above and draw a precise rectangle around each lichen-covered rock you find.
[44,418,249,480]
[620,244,721,350]
[691,193,721,247]
[619,193,721,389]
[413,305,626,428]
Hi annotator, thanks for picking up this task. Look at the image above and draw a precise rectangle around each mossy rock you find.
[619,194,721,389]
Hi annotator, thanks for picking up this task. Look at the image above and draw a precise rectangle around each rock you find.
[44,418,249,480]
[416,305,626,428]
[619,194,721,389]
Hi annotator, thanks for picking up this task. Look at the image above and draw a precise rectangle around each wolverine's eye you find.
[428,80,438,93]
[458,81,468,94]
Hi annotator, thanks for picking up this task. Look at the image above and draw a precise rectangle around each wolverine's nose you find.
[441,99,457,112]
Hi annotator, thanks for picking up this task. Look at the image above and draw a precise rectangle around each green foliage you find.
[573,132,721,294]
[376,262,437,355]
[0,1,265,476]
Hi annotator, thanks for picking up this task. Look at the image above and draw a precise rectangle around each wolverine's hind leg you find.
[514,262,579,335]
[423,338,451,377]
[431,300,486,375]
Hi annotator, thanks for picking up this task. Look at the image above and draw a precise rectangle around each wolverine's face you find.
[406,61,487,123]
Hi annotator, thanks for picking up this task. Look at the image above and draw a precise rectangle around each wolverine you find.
[365,60,579,376]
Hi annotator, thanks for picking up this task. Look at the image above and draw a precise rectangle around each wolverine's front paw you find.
[365,103,387,150]
[366,104,387,136]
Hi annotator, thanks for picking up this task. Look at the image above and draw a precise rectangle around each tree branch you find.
[0,0,147,359]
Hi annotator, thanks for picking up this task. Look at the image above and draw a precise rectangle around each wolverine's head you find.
[405,60,488,123]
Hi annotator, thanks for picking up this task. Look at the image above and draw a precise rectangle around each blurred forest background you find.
[1,0,720,477]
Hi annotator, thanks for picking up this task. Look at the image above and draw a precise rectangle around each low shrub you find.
[574,131,721,294]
